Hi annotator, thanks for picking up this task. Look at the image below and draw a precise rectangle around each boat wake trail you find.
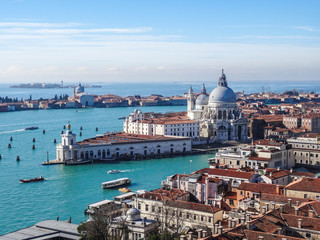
[121,169,132,173]
[0,129,25,134]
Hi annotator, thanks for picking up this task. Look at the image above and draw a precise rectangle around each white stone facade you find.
[55,129,192,162]
[187,70,248,143]
[123,109,200,141]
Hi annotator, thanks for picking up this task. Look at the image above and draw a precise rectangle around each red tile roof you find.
[238,182,284,195]
[285,177,320,193]
[196,168,255,180]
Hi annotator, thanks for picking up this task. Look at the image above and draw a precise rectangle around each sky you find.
[0,0,320,83]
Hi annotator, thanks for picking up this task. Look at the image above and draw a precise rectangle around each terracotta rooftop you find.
[238,182,284,195]
[260,193,310,204]
[138,188,187,201]
[165,200,222,213]
[285,177,320,193]
[196,168,255,180]
[77,132,188,145]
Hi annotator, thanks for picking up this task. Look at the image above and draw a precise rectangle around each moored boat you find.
[102,178,131,189]
[119,187,131,193]
[20,176,44,183]
[107,170,122,174]
[65,159,92,165]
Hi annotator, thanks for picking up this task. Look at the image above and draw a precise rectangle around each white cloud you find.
[0,22,83,28]
[293,26,317,32]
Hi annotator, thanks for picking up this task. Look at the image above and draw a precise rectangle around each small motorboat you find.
[107,170,122,174]
[25,126,39,130]
[119,188,131,193]
[136,190,147,195]
[20,176,44,183]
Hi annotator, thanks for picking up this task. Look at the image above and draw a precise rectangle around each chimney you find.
[188,232,193,240]
[271,202,276,210]
[288,198,292,207]
[265,203,270,211]
[214,224,219,234]
[202,230,207,238]
[277,167,280,171]
[308,210,314,218]
[197,229,202,239]
[228,218,232,228]
[240,217,245,226]
[298,218,302,228]
[180,235,187,240]
[280,205,284,213]
[258,236,264,240]
[262,206,267,214]
[294,207,299,216]
[231,218,236,228]
[246,222,250,229]
[218,226,223,235]
[245,213,251,223]
[290,168,293,173]
[270,172,273,177]
[296,201,299,206]
[276,185,280,195]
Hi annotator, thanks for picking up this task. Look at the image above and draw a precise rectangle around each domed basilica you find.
[187,70,248,142]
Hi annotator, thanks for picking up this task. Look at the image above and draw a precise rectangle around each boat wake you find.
[0,129,25,134]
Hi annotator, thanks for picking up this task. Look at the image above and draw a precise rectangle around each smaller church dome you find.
[75,83,84,94]
[196,93,209,106]
[126,208,141,221]
[195,83,209,106]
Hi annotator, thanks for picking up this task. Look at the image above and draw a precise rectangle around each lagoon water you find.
[0,106,213,235]
[1,80,319,234]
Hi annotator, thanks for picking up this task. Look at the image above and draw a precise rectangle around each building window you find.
[145,205,149,211]
[304,194,308,198]
[138,203,141,210]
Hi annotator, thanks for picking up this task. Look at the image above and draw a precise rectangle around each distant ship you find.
[25,126,39,130]
[102,178,131,189]
[107,170,122,174]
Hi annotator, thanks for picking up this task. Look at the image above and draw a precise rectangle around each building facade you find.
[55,124,192,163]
[187,70,248,143]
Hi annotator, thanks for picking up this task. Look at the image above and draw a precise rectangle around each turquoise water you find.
[0,106,212,235]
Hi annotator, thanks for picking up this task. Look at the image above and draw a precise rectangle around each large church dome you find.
[208,70,236,104]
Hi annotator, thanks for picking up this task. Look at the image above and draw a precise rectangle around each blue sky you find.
[0,0,319,83]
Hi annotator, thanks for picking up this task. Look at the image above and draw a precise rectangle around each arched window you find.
[218,110,222,119]
[223,110,227,119]
[107,149,110,156]
[90,151,93,157]
[98,150,101,156]
[80,152,84,159]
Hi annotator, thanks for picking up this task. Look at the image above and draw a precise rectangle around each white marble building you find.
[188,70,248,142]
[123,110,200,142]
[55,124,192,163]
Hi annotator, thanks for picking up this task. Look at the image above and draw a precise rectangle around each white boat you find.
[136,190,147,195]
[107,170,122,174]
[102,178,131,189]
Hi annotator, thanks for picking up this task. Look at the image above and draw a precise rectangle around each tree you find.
[78,209,111,240]
[146,227,175,240]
